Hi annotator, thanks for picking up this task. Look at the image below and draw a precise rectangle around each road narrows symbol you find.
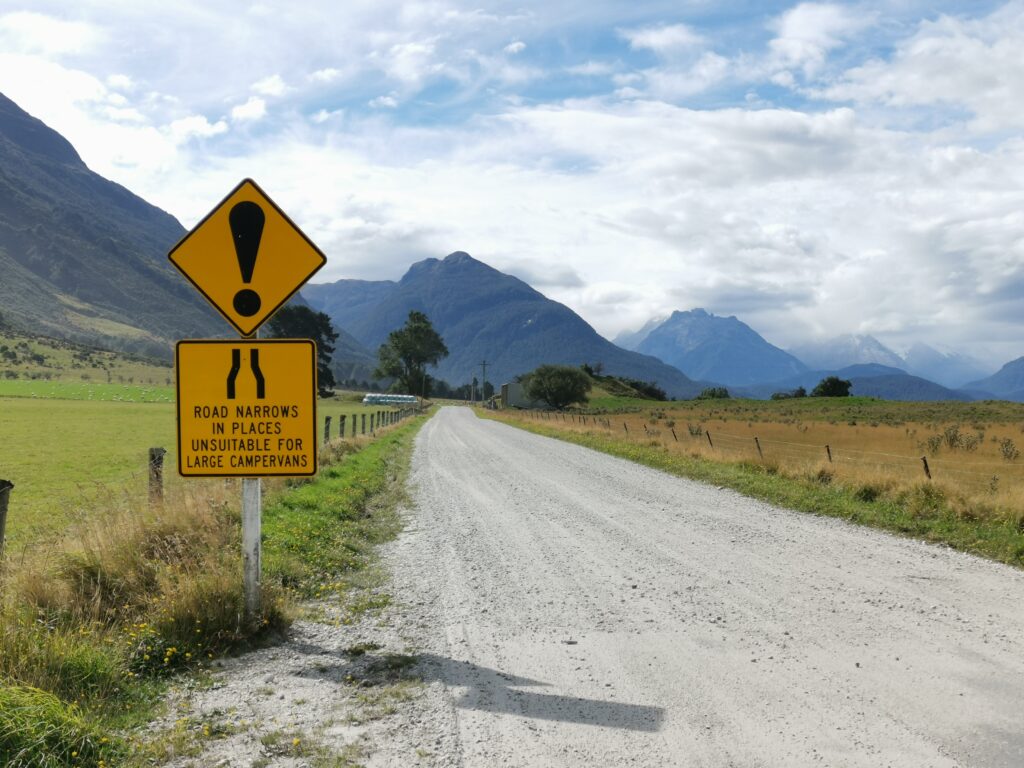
[226,348,266,400]
[227,348,241,399]
[229,201,265,317]
[250,350,266,399]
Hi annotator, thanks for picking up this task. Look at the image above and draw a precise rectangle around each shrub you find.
[524,365,592,410]
[696,387,730,400]
[903,482,946,518]
[811,377,852,397]
[812,466,834,485]
[853,482,888,503]
[1000,438,1020,461]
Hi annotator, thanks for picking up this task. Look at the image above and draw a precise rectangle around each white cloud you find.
[621,23,704,54]
[567,60,616,77]
[638,52,731,99]
[231,96,267,121]
[168,115,228,143]
[377,40,443,86]
[252,74,288,96]
[818,6,1024,133]
[768,2,875,77]
[504,40,526,55]
[311,108,344,123]
[106,74,134,91]
[309,67,342,83]
[369,94,399,108]
[0,11,104,56]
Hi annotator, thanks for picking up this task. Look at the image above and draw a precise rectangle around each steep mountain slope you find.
[902,343,993,389]
[632,309,807,387]
[301,279,398,334]
[0,92,222,355]
[303,252,706,397]
[789,334,904,371]
[613,315,666,351]
[966,358,1024,401]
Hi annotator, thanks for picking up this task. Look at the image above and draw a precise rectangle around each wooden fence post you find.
[921,456,932,479]
[671,428,678,442]
[706,431,714,449]
[324,416,332,444]
[825,444,832,463]
[0,479,12,556]
[623,422,629,434]
[148,448,166,508]
[361,414,366,434]
[339,415,346,439]
[754,437,763,460]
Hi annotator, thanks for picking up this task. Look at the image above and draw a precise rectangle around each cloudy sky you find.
[1,1,1022,366]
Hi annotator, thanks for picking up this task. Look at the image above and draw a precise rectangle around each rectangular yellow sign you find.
[176,339,317,477]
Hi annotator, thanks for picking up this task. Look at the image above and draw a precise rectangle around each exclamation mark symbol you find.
[230,201,265,317]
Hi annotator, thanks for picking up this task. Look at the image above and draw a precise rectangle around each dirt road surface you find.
[386,406,1024,767]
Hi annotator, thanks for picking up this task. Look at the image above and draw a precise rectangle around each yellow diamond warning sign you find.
[176,339,317,477]
[168,179,327,337]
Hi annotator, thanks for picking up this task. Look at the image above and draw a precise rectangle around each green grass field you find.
[0,387,402,547]
[0,398,176,547]
[0,379,174,402]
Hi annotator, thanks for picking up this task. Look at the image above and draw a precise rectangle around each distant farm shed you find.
[500,381,545,409]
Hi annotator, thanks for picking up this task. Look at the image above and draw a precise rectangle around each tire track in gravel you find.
[381,406,1024,768]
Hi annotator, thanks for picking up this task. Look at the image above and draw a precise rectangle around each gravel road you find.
[385,406,1024,767]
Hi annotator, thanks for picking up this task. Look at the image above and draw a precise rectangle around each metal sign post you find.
[168,179,326,621]
[242,475,261,618]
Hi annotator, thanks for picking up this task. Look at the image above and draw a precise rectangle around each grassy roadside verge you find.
[487,411,1024,569]
[0,412,429,767]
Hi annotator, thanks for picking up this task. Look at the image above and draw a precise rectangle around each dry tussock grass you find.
[0,477,287,697]
[510,409,1024,525]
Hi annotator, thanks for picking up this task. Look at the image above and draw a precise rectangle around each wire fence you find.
[515,409,1024,498]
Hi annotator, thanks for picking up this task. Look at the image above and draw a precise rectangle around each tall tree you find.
[811,376,852,397]
[375,310,449,396]
[523,364,592,410]
[266,305,339,397]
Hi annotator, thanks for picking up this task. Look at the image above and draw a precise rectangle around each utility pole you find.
[480,360,488,405]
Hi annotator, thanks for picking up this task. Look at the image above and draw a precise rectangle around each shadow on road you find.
[290,639,664,733]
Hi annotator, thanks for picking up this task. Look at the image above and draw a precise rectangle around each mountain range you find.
[619,311,997,394]
[966,358,1024,401]
[302,252,707,398]
[0,92,222,357]
[0,89,1019,402]
[616,309,807,387]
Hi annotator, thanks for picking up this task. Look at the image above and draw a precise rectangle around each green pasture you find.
[0,398,176,546]
[0,389,406,547]
[0,379,173,402]
[585,389,1024,424]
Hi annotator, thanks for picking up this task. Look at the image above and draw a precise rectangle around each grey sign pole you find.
[242,474,261,619]
[242,328,262,621]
